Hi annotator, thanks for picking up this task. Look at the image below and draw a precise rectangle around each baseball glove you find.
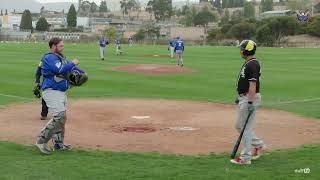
[33,83,41,98]
[65,67,88,87]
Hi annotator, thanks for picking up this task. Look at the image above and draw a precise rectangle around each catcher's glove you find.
[66,66,88,87]
[33,83,41,98]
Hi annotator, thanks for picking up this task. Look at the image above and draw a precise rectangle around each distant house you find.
[260,10,295,19]
[77,17,90,28]
[0,13,22,30]
[90,17,112,33]
[46,17,67,29]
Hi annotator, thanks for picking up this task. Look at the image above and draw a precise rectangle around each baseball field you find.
[0,42,319,179]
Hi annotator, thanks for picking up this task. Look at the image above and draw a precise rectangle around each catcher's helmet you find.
[239,40,257,56]
[66,67,88,87]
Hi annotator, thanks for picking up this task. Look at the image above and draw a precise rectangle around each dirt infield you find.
[0,99,320,155]
[113,64,195,75]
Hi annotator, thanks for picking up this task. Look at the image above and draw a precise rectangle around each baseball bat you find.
[230,110,253,159]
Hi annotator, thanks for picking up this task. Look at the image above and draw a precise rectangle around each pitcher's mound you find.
[113,64,195,75]
[0,99,320,155]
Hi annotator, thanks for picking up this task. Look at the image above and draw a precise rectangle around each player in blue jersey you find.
[115,39,123,55]
[98,35,109,61]
[174,37,185,67]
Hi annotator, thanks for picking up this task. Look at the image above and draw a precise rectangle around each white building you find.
[77,17,90,28]
[0,14,22,30]
[46,17,67,29]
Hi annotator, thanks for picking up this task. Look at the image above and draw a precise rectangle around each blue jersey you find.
[174,40,184,51]
[99,38,108,47]
[41,53,75,92]
[115,39,121,45]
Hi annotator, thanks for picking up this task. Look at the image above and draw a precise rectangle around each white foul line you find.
[267,98,320,105]
[0,93,34,100]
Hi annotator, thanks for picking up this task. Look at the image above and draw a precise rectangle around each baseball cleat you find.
[230,157,251,165]
[35,143,51,155]
[252,145,266,160]
[53,143,72,151]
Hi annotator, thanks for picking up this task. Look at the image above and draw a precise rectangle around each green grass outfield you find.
[0,43,319,179]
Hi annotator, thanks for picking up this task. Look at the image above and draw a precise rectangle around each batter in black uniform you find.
[230,40,266,165]
[34,61,49,120]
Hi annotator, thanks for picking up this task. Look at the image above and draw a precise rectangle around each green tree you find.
[36,17,49,31]
[20,9,33,30]
[104,27,119,40]
[257,17,299,45]
[193,9,217,26]
[133,29,145,41]
[315,3,320,13]
[180,9,193,26]
[67,4,77,27]
[99,0,108,13]
[120,0,129,18]
[231,9,243,24]
[307,17,320,37]
[221,23,232,33]
[256,24,274,46]
[120,0,137,18]
[206,28,220,41]
[228,22,256,41]
[90,2,98,13]
[261,0,273,12]
[220,9,230,25]
[243,2,255,18]
[80,0,91,13]
[181,5,190,15]
[134,0,142,19]
[148,0,172,21]
[146,0,153,20]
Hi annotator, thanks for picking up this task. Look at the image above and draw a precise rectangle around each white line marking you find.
[131,116,151,119]
[267,98,320,105]
[0,93,34,100]
[169,127,199,131]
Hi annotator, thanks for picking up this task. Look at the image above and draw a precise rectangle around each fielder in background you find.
[35,37,87,155]
[230,40,266,165]
[128,36,133,46]
[98,35,109,61]
[33,60,49,120]
[168,39,176,58]
[174,37,185,67]
[115,39,122,55]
